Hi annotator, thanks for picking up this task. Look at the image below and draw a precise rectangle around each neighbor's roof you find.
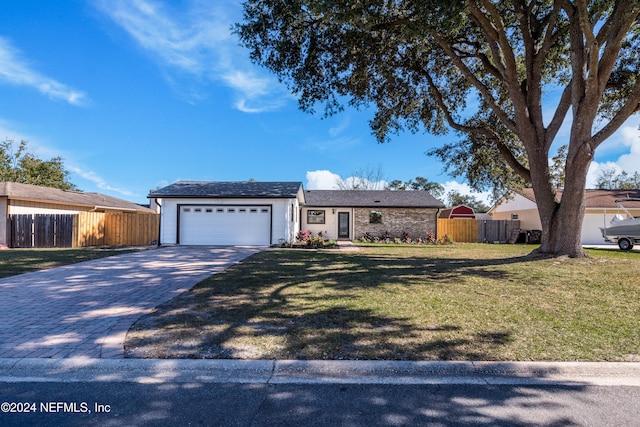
[149,181,303,198]
[516,188,640,209]
[0,182,154,212]
[304,190,445,208]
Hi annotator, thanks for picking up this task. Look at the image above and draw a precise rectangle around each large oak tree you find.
[237,0,640,257]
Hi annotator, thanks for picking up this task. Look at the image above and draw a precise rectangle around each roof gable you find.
[149,181,303,198]
[304,190,445,208]
[0,182,153,212]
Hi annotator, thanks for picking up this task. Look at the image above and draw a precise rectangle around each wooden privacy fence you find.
[7,213,159,248]
[438,219,521,243]
[8,214,74,248]
[437,218,478,243]
[74,212,159,247]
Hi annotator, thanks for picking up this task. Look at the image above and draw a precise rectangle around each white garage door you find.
[179,205,271,245]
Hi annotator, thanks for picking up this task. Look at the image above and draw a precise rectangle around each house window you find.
[217,208,224,213]
[307,210,325,224]
[511,214,519,220]
[369,210,383,224]
[183,208,191,213]
[206,208,213,213]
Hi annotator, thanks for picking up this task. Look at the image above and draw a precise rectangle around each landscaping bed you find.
[124,244,640,361]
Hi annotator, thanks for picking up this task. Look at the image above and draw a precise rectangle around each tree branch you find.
[428,29,518,134]
[421,69,531,183]
[592,79,640,147]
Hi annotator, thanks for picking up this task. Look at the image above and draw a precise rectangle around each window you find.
[307,210,325,224]
[217,208,224,213]
[228,208,235,213]
[206,208,213,213]
[511,214,519,220]
[369,210,383,224]
[250,208,258,213]
[183,208,191,213]
[239,208,247,213]
[194,208,202,213]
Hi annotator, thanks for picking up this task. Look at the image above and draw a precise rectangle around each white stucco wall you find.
[157,197,299,245]
[301,207,353,240]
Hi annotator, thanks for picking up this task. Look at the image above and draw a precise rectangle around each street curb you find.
[2,359,640,386]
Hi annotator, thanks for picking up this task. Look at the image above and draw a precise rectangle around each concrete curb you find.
[2,359,640,386]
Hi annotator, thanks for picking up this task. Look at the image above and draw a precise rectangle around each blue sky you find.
[1,0,639,205]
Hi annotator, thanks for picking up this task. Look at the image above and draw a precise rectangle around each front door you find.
[338,212,350,239]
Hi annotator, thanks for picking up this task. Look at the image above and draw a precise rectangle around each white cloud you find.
[0,37,88,105]
[306,170,341,189]
[329,116,351,137]
[67,165,136,197]
[93,0,285,112]
[306,169,387,190]
[588,120,640,187]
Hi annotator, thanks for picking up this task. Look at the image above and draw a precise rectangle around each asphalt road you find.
[2,381,640,426]
[2,359,640,426]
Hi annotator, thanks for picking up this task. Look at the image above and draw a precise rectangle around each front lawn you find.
[125,244,640,361]
[0,248,140,278]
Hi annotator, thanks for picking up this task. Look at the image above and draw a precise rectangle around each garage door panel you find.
[179,206,271,245]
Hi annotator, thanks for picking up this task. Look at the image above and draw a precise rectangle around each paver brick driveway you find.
[0,246,262,359]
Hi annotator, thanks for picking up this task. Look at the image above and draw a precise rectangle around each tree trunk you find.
[534,138,592,258]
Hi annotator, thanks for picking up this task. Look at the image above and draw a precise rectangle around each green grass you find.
[0,248,139,278]
[125,244,640,361]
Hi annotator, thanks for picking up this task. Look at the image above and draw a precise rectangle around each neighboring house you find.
[301,189,445,241]
[0,181,156,247]
[439,204,476,219]
[149,182,445,245]
[489,188,640,244]
[149,181,305,246]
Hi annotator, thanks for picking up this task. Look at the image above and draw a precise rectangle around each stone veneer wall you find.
[353,207,439,239]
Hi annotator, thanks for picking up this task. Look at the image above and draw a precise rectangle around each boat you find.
[600,198,640,250]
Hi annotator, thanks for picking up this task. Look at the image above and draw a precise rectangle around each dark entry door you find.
[338,212,349,239]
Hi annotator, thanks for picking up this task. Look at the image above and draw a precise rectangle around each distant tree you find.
[446,190,490,213]
[387,180,408,191]
[388,176,445,200]
[0,139,77,190]
[336,164,387,190]
[595,167,640,189]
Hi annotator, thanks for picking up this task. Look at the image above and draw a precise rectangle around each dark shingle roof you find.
[304,190,445,208]
[0,182,154,212]
[149,181,303,198]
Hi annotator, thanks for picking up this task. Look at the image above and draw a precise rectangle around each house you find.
[149,182,445,245]
[489,188,640,244]
[438,204,476,219]
[300,189,444,241]
[149,181,305,246]
[1,181,156,247]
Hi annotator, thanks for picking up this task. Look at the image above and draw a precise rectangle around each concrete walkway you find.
[0,246,262,359]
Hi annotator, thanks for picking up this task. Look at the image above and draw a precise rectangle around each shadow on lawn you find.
[125,250,523,360]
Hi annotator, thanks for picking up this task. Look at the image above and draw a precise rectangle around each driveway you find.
[0,246,263,359]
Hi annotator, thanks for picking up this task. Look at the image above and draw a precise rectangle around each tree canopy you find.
[0,139,77,190]
[237,0,640,257]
